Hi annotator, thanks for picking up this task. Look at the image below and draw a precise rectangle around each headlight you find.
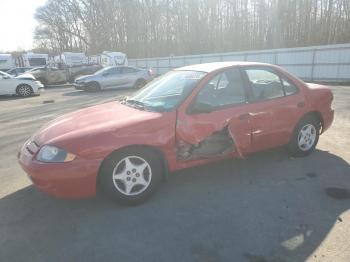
[36,145,76,163]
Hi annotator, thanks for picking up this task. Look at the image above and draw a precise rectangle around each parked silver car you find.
[74,66,153,91]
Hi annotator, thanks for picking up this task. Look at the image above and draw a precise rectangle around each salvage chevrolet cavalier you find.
[18,62,334,204]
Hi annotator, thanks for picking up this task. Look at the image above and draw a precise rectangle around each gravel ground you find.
[0,85,349,262]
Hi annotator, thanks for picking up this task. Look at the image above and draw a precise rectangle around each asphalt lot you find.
[0,86,349,262]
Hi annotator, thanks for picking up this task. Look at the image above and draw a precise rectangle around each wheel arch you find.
[16,83,33,94]
[87,81,101,87]
[96,144,169,191]
[134,78,147,87]
[293,111,324,136]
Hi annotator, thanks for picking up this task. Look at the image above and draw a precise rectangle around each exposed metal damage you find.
[177,127,235,161]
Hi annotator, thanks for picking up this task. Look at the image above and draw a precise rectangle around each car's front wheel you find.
[99,148,162,205]
[88,82,101,92]
[288,116,320,157]
[16,84,33,97]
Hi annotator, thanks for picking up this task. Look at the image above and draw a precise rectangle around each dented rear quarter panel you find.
[304,83,334,132]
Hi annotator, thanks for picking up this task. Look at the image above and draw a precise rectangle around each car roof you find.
[175,61,273,73]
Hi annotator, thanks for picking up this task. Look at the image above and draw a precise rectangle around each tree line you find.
[34,0,350,58]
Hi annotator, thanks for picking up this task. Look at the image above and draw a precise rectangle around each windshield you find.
[94,66,113,75]
[125,70,206,112]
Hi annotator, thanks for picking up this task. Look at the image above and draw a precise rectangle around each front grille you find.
[25,141,40,155]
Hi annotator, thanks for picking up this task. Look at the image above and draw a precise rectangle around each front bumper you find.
[18,141,100,199]
[74,83,88,90]
[321,109,334,133]
[33,81,44,93]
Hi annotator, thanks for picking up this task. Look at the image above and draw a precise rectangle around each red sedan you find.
[18,62,334,204]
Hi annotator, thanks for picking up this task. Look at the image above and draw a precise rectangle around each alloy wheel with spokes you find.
[112,156,152,196]
[99,148,162,205]
[288,116,320,157]
[17,85,33,97]
[297,124,317,151]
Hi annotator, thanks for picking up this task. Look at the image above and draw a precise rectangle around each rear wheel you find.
[16,84,33,97]
[288,116,320,157]
[99,148,162,205]
[134,79,147,89]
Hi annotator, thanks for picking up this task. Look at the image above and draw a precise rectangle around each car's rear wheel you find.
[99,148,162,205]
[134,79,147,89]
[288,116,320,157]
[16,84,33,97]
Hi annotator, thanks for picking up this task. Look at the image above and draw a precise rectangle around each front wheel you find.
[99,148,162,205]
[288,116,320,157]
[16,84,33,97]
[88,82,101,92]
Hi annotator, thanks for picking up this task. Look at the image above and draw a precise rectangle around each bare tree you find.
[34,0,350,58]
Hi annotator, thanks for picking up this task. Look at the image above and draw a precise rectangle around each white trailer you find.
[54,52,88,66]
[100,51,128,67]
[0,54,15,71]
[21,53,48,67]
[88,55,100,65]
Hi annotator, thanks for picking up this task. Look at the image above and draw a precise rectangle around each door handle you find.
[239,113,250,120]
[297,102,305,108]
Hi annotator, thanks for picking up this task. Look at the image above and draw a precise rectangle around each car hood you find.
[15,73,36,80]
[33,102,163,146]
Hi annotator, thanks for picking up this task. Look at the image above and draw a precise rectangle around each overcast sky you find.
[0,0,47,52]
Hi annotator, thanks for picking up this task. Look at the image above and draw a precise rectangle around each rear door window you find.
[245,68,285,101]
[108,67,122,75]
[122,67,137,74]
[282,78,298,96]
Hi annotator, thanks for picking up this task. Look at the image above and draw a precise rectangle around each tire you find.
[16,84,33,97]
[134,79,147,89]
[288,116,320,157]
[99,148,163,205]
[88,82,101,92]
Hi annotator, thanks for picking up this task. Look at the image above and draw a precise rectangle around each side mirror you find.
[102,73,109,77]
[2,75,10,79]
[190,102,214,114]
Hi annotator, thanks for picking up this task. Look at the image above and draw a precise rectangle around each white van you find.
[100,52,128,67]
[0,54,15,71]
